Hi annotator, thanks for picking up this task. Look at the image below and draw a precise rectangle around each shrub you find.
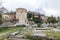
[25,35,46,40]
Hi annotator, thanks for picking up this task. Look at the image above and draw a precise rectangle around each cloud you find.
[3,0,41,11]
[43,8,59,17]
[1,0,60,17]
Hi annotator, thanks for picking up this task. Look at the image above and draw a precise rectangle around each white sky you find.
[1,0,60,17]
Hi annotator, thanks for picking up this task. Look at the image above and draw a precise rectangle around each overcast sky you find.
[1,0,60,17]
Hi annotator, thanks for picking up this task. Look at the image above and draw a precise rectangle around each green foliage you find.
[33,17,43,27]
[0,14,2,24]
[27,13,32,18]
[33,17,42,23]
[27,12,33,21]
[0,27,24,40]
[27,12,43,27]
[37,23,41,27]
[45,31,60,40]
[26,35,43,40]
[47,16,58,24]
[0,27,9,32]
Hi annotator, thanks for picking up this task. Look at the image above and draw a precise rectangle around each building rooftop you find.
[16,8,27,10]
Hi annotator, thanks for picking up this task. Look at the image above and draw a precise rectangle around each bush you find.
[37,23,41,27]
[25,35,45,40]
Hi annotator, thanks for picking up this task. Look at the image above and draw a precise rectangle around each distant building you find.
[41,16,47,22]
[2,12,16,24]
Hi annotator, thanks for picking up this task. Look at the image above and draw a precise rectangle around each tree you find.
[57,16,60,22]
[47,16,58,24]
[0,13,2,25]
[27,12,33,21]
[33,16,43,27]
[27,11,43,27]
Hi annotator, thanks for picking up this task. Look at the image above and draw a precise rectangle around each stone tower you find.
[16,8,28,25]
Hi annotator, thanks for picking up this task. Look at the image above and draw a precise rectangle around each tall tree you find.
[27,12,33,21]
[33,16,43,27]
[47,16,58,24]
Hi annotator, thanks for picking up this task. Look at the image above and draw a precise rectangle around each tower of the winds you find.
[16,8,29,26]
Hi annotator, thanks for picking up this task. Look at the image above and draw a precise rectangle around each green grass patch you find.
[44,31,60,40]
[0,27,24,40]
[25,35,44,40]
